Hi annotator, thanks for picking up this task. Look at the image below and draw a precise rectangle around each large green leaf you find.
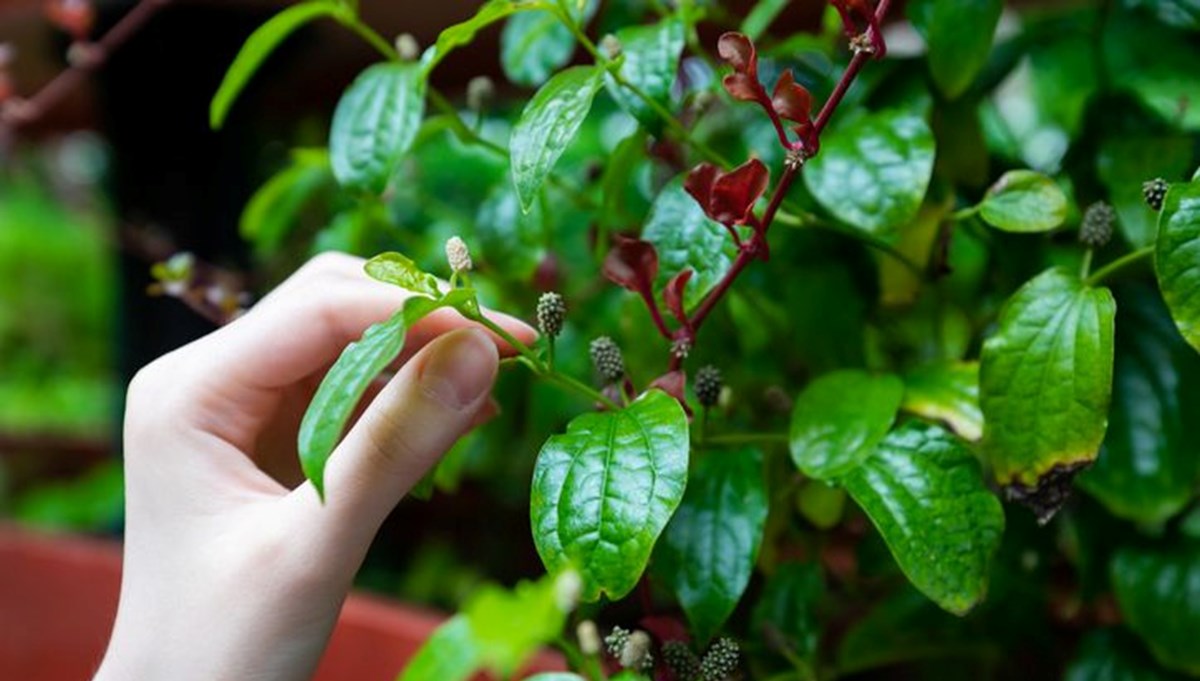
[1104,11,1200,130]
[1155,180,1200,353]
[510,66,604,212]
[421,0,547,75]
[1097,136,1194,247]
[329,63,427,193]
[842,423,1005,615]
[605,18,685,131]
[642,178,736,310]
[1079,286,1200,525]
[804,109,936,237]
[917,0,1003,99]
[977,170,1068,233]
[240,149,333,255]
[530,390,689,601]
[1112,544,1200,675]
[501,1,595,87]
[1066,628,1190,681]
[788,370,904,480]
[751,563,824,664]
[658,448,768,643]
[901,361,983,442]
[210,1,346,129]
[980,268,1116,489]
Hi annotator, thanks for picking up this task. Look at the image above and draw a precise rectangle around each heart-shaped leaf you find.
[329,62,427,194]
[1155,179,1200,354]
[658,448,768,643]
[530,390,689,601]
[978,170,1068,233]
[789,370,904,481]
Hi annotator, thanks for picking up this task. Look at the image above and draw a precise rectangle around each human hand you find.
[94,253,536,681]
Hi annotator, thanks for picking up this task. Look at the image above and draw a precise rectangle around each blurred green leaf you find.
[805,109,936,237]
[843,423,1005,615]
[1122,0,1200,31]
[914,0,1003,99]
[1097,137,1193,248]
[1104,12,1200,130]
[501,1,596,87]
[658,448,768,643]
[422,0,549,75]
[978,170,1068,233]
[741,0,790,40]
[330,63,427,193]
[981,268,1115,488]
[605,18,685,132]
[751,562,823,664]
[1112,543,1200,675]
[511,66,604,212]
[463,575,570,676]
[901,361,983,442]
[1155,179,1200,353]
[642,177,737,310]
[474,182,545,280]
[1066,628,1189,681]
[240,149,333,255]
[396,615,480,681]
[14,461,124,531]
[788,370,903,480]
[530,390,689,601]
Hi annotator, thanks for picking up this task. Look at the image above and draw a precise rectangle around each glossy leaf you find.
[605,18,685,131]
[364,252,441,297]
[658,448,768,643]
[530,390,689,601]
[1112,544,1200,675]
[1079,286,1200,525]
[422,0,546,75]
[842,423,1005,615]
[643,178,737,310]
[510,66,604,212]
[239,149,333,255]
[901,361,983,442]
[1065,628,1189,681]
[978,170,1068,233]
[789,370,904,480]
[804,109,936,237]
[501,1,595,87]
[1154,179,1200,353]
[1097,136,1193,247]
[981,268,1115,488]
[919,0,1003,99]
[210,1,346,129]
[751,562,823,663]
[329,63,427,193]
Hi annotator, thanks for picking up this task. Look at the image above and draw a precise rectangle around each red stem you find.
[640,288,674,340]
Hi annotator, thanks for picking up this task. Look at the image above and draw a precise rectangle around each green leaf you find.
[842,423,1005,615]
[1066,628,1190,681]
[474,182,546,280]
[464,575,570,676]
[330,63,427,194]
[751,563,824,663]
[642,177,736,310]
[919,0,1003,99]
[421,0,547,75]
[1155,180,1200,353]
[977,170,1068,233]
[1104,10,1200,130]
[1125,0,1200,30]
[1079,285,1200,525]
[210,1,347,129]
[1112,543,1200,675]
[804,109,936,237]
[501,1,595,87]
[788,370,904,480]
[396,615,480,681]
[901,361,983,442]
[658,448,768,643]
[1097,136,1194,247]
[298,295,450,498]
[364,252,441,297]
[530,390,689,601]
[981,268,1116,487]
[741,0,790,40]
[525,676,586,681]
[239,149,333,255]
[510,65,604,212]
[605,18,685,131]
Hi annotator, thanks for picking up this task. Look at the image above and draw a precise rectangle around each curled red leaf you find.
[603,236,659,298]
[684,159,770,225]
[649,370,692,416]
[771,70,813,125]
[664,269,693,326]
[717,32,757,75]
[684,164,719,212]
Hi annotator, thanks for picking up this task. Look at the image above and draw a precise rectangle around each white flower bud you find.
[395,33,420,61]
[445,236,473,273]
[577,620,601,656]
[554,570,582,612]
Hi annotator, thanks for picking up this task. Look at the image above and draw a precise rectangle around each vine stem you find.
[1085,245,1154,286]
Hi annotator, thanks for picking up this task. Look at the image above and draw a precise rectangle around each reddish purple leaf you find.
[664,269,693,324]
[649,371,692,416]
[717,32,756,76]
[722,73,762,103]
[603,236,659,298]
[710,158,769,225]
[772,70,812,124]
[684,164,718,210]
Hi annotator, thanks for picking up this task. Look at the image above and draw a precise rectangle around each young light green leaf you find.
[789,370,904,480]
[1154,179,1200,353]
[396,615,480,681]
[511,66,604,212]
[642,178,736,310]
[977,170,1068,233]
[981,268,1115,490]
[918,0,1003,99]
[901,361,983,442]
[501,1,596,87]
[1079,285,1200,525]
[605,18,685,131]
[421,0,547,75]
[240,149,333,254]
[1097,136,1193,247]
[530,390,689,601]
[842,423,1005,615]
[364,252,441,298]
[210,1,347,129]
[741,0,790,40]
[330,63,427,194]
[1112,544,1200,675]
[464,576,570,677]
[658,448,768,643]
[804,109,936,237]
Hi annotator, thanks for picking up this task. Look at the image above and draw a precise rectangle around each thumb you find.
[314,327,499,529]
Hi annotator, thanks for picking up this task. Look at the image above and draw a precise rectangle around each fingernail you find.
[419,328,498,410]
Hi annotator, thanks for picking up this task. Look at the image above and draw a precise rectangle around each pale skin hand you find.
[94,253,537,681]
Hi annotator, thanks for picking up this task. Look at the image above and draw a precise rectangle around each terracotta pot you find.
[0,525,563,680]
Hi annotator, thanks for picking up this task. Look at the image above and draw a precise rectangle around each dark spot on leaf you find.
[1004,461,1091,525]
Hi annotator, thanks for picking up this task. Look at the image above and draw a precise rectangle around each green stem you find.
[337,15,400,61]
[952,205,980,222]
[1084,245,1154,286]
[1079,248,1094,281]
